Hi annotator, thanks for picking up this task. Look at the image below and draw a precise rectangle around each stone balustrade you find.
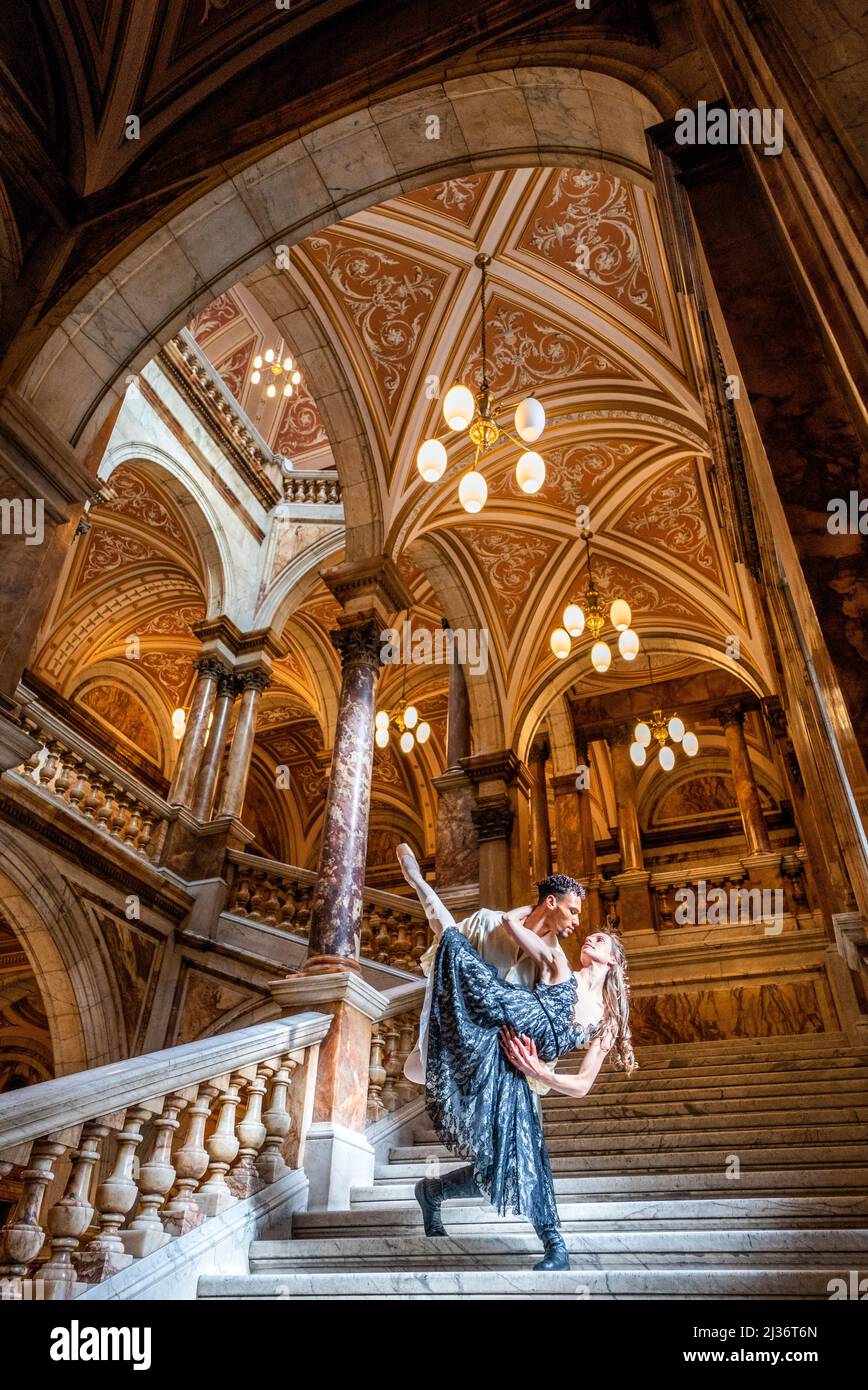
[226,851,430,974]
[5,710,171,865]
[281,471,342,506]
[366,980,426,1126]
[0,1012,330,1300]
[649,851,811,931]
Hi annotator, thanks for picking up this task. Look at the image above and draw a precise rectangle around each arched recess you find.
[0,834,124,1075]
[101,443,229,619]
[16,67,662,561]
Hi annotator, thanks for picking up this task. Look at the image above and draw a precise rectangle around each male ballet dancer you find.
[396,843,584,1270]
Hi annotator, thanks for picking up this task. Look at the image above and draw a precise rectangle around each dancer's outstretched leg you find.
[396,843,456,939]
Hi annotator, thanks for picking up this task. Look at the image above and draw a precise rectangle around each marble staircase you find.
[198,1033,868,1299]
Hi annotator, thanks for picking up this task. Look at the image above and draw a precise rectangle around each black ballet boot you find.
[415,1164,480,1237]
[533,1225,570,1271]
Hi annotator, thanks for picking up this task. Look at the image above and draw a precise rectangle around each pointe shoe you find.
[533,1228,570,1271]
[414,1178,447,1237]
[396,842,421,885]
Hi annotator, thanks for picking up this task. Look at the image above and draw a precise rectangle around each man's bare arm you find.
[498,907,558,971]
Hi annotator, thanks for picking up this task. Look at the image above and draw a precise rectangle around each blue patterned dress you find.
[425,926,603,1230]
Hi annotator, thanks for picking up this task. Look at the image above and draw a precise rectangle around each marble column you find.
[217,667,271,820]
[717,705,772,856]
[433,623,478,912]
[305,614,382,971]
[575,737,601,930]
[168,657,225,809]
[528,738,553,884]
[191,669,237,821]
[551,773,582,875]
[609,723,653,932]
[445,622,471,767]
[471,797,514,909]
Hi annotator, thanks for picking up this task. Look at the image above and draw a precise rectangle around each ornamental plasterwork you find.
[616,460,723,586]
[103,467,185,543]
[212,336,255,400]
[398,173,493,226]
[463,295,626,394]
[458,526,560,635]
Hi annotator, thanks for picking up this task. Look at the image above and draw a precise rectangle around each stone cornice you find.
[269,969,390,1023]
[459,748,524,788]
[320,555,414,618]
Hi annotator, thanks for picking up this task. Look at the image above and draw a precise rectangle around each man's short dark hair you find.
[537,873,586,903]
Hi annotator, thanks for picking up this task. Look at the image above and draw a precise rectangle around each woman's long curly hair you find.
[599,931,638,1075]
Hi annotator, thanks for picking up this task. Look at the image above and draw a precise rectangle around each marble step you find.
[353,1166,868,1206]
[557,1058,868,1086]
[540,1075,868,1106]
[378,1141,868,1180]
[392,1121,868,1162]
[412,1104,868,1145]
[611,1035,858,1059]
[292,1194,868,1238]
[197,1267,860,1299]
[248,1228,868,1272]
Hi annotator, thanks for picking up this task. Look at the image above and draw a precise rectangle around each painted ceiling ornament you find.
[416,253,552,514]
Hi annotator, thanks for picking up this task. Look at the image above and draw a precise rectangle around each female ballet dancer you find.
[396,843,636,1271]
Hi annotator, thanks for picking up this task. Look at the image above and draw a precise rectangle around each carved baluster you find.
[161,1086,216,1236]
[194,1072,244,1216]
[109,783,130,842]
[63,754,89,813]
[53,748,75,799]
[380,1021,401,1113]
[256,1057,296,1184]
[76,1111,144,1283]
[395,1014,417,1107]
[121,1099,182,1258]
[294,885,311,937]
[359,903,373,958]
[231,869,253,919]
[277,881,296,932]
[262,875,281,927]
[411,922,428,970]
[393,917,413,971]
[40,1124,105,1297]
[137,815,155,859]
[124,802,144,851]
[0,1137,66,1298]
[248,872,267,920]
[228,1065,271,1198]
[367,1026,387,1125]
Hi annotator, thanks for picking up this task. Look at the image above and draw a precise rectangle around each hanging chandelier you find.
[549,529,640,673]
[375,662,430,755]
[416,253,547,514]
[250,338,302,399]
[630,658,699,770]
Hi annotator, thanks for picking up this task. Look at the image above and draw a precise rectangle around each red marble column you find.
[718,705,772,856]
[191,669,237,821]
[528,739,553,884]
[305,614,382,971]
[168,657,224,809]
[217,668,270,820]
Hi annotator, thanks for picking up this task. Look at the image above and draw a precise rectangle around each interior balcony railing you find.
[647,850,813,933]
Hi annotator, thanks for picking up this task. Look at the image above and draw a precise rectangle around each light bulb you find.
[283,383,292,397]
[266,384,277,398]
[591,641,611,673]
[635,721,651,747]
[253,355,263,370]
[265,349,275,363]
[399,730,415,754]
[550,627,571,660]
[630,741,646,767]
[291,370,301,384]
[416,437,447,482]
[667,715,685,743]
[515,450,545,494]
[682,731,699,757]
[416,721,431,744]
[172,708,186,741]
[618,628,640,661]
[563,604,585,638]
[403,705,418,730]
[609,598,632,632]
[375,711,389,731]
[375,726,390,748]
[658,744,675,772]
[442,384,475,431]
[459,470,487,513]
[284,356,293,371]
[514,397,545,443]
[251,370,261,384]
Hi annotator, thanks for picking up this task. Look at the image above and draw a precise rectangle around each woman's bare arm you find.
[498,907,559,972]
[500,1028,609,1098]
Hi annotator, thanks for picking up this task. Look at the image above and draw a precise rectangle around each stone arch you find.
[16,67,662,561]
[0,832,123,1075]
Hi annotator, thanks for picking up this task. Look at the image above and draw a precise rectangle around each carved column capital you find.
[608,721,633,747]
[716,703,746,729]
[236,667,271,694]
[471,796,514,843]
[193,656,231,683]
[330,614,383,673]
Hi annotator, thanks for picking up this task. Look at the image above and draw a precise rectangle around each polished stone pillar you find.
[433,623,478,912]
[528,738,552,883]
[168,657,225,809]
[717,705,772,856]
[551,773,582,874]
[609,723,653,933]
[445,623,471,767]
[461,749,531,905]
[471,797,514,908]
[217,667,271,820]
[575,738,601,931]
[305,614,382,970]
[191,669,237,821]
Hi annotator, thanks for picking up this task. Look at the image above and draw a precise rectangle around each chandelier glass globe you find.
[590,641,611,673]
[667,715,685,743]
[442,385,475,431]
[550,627,571,660]
[375,711,389,731]
[658,744,676,772]
[515,450,545,494]
[416,721,431,744]
[682,731,699,757]
[634,721,652,747]
[609,598,632,632]
[374,726,390,748]
[618,628,640,661]
[403,705,418,730]
[514,397,546,443]
[563,604,585,637]
[416,438,447,482]
[399,730,415,754]
[459,470,487,513]
[630,740,647,767]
